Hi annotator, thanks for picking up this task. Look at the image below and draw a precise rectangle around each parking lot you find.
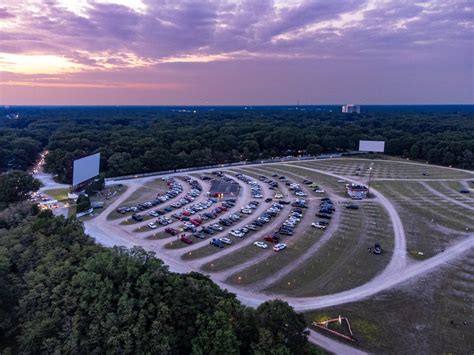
[82,158,473,313]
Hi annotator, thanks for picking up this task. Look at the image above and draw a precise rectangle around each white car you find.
[337,180,346,183]
[148,222,157,229]
[211,224,223,231]
[295,191,306,197]
[219,237,232,245]
[230,230,244,238]
[148,211,159,217]
[273,243,287,252]
[274,193,283,199]
[254,241,268,249]
[312,222,326,229]
[315,189,325,193]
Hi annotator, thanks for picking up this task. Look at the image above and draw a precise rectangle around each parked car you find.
[219,237,232,245]
[230,230,244,238]
[254,241,268,249]
[311,222,326,229]
[180,235,193,244]
[346,204,359,210]
[132,214,143,222]
[210,238,224,248]
[165,227,177,235]
[273,243,287,252]
[148,222,157,229]
[316,213,332,219]
[374,243,383,255]
[460,189,470,194]
[193,232,206,239]
[264,235,280,243]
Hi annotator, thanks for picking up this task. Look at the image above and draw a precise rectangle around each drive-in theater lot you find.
[83,158,474,353]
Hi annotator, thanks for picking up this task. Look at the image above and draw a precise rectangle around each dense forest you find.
[0,200,314,354]
[0,148,314,354]
[1,106,473,182]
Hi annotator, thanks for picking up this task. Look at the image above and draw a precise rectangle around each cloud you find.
[0,7,15,19]
[2,0,471,68]
[0,0,472,104]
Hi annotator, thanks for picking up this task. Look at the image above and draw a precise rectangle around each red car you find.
[219,206,228,211]
[190,219,201,226]
[264,235,280,243]
[182,211,191,216]
[165,228,176,235]
[180,235,193,244]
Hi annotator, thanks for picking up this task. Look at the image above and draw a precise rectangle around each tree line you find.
[1,106,472,182]
[0,204,316,354]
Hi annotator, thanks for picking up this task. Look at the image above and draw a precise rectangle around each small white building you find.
[346,183,368,199]
[342,104,361,114]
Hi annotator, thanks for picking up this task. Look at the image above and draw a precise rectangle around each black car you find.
[374,243,383,255]
[460,189,470,194]
[193,232,206,239]
[316,213,331,219]
[346,204,359,210]
[132,214,143,222]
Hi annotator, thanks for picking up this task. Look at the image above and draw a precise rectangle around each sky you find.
[0,0,472,105]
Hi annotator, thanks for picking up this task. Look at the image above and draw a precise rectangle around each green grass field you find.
[304,250,474,353]
[293,158,473,180]
[106,178,170,220]
[370,180,471,257]
[264,202,393,296]
[44,188,69,201]
[225,221,327,287]
[259,164,347,197]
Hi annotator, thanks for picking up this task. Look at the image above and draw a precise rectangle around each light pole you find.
[367,164,374,197]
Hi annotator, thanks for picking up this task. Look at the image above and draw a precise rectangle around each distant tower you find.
[342,104,361,114]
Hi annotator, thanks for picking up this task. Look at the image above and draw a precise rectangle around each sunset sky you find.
[0,0,472,105]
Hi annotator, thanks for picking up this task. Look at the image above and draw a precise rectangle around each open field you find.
[371,180,472,257]
[106,178,170,220]
[292,158,474,180]
[44,187,69,201]
[265,201,393,296]
[225,226,324,286]
[305,250,474,353]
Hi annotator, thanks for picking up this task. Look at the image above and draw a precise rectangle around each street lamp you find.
[367,164,374,197]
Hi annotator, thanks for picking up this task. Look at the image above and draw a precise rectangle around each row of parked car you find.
[235,173,264,199]
[312,198,335,229]
[131,178,203,223]
[116,178,183,215]
[258,175,279,190]
[287,182,307,197]
[209,201,283,248]
[149,198,219,230]
[170,199,239,240]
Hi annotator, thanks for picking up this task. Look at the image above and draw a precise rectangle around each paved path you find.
[307,328,368,355]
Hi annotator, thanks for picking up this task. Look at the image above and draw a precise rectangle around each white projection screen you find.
[359,140,385,152]
[72,153,100,186]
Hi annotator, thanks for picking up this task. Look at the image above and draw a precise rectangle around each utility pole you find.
[367,163,374,197]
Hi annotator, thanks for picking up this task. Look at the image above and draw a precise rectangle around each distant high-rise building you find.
[342,104,361,114]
